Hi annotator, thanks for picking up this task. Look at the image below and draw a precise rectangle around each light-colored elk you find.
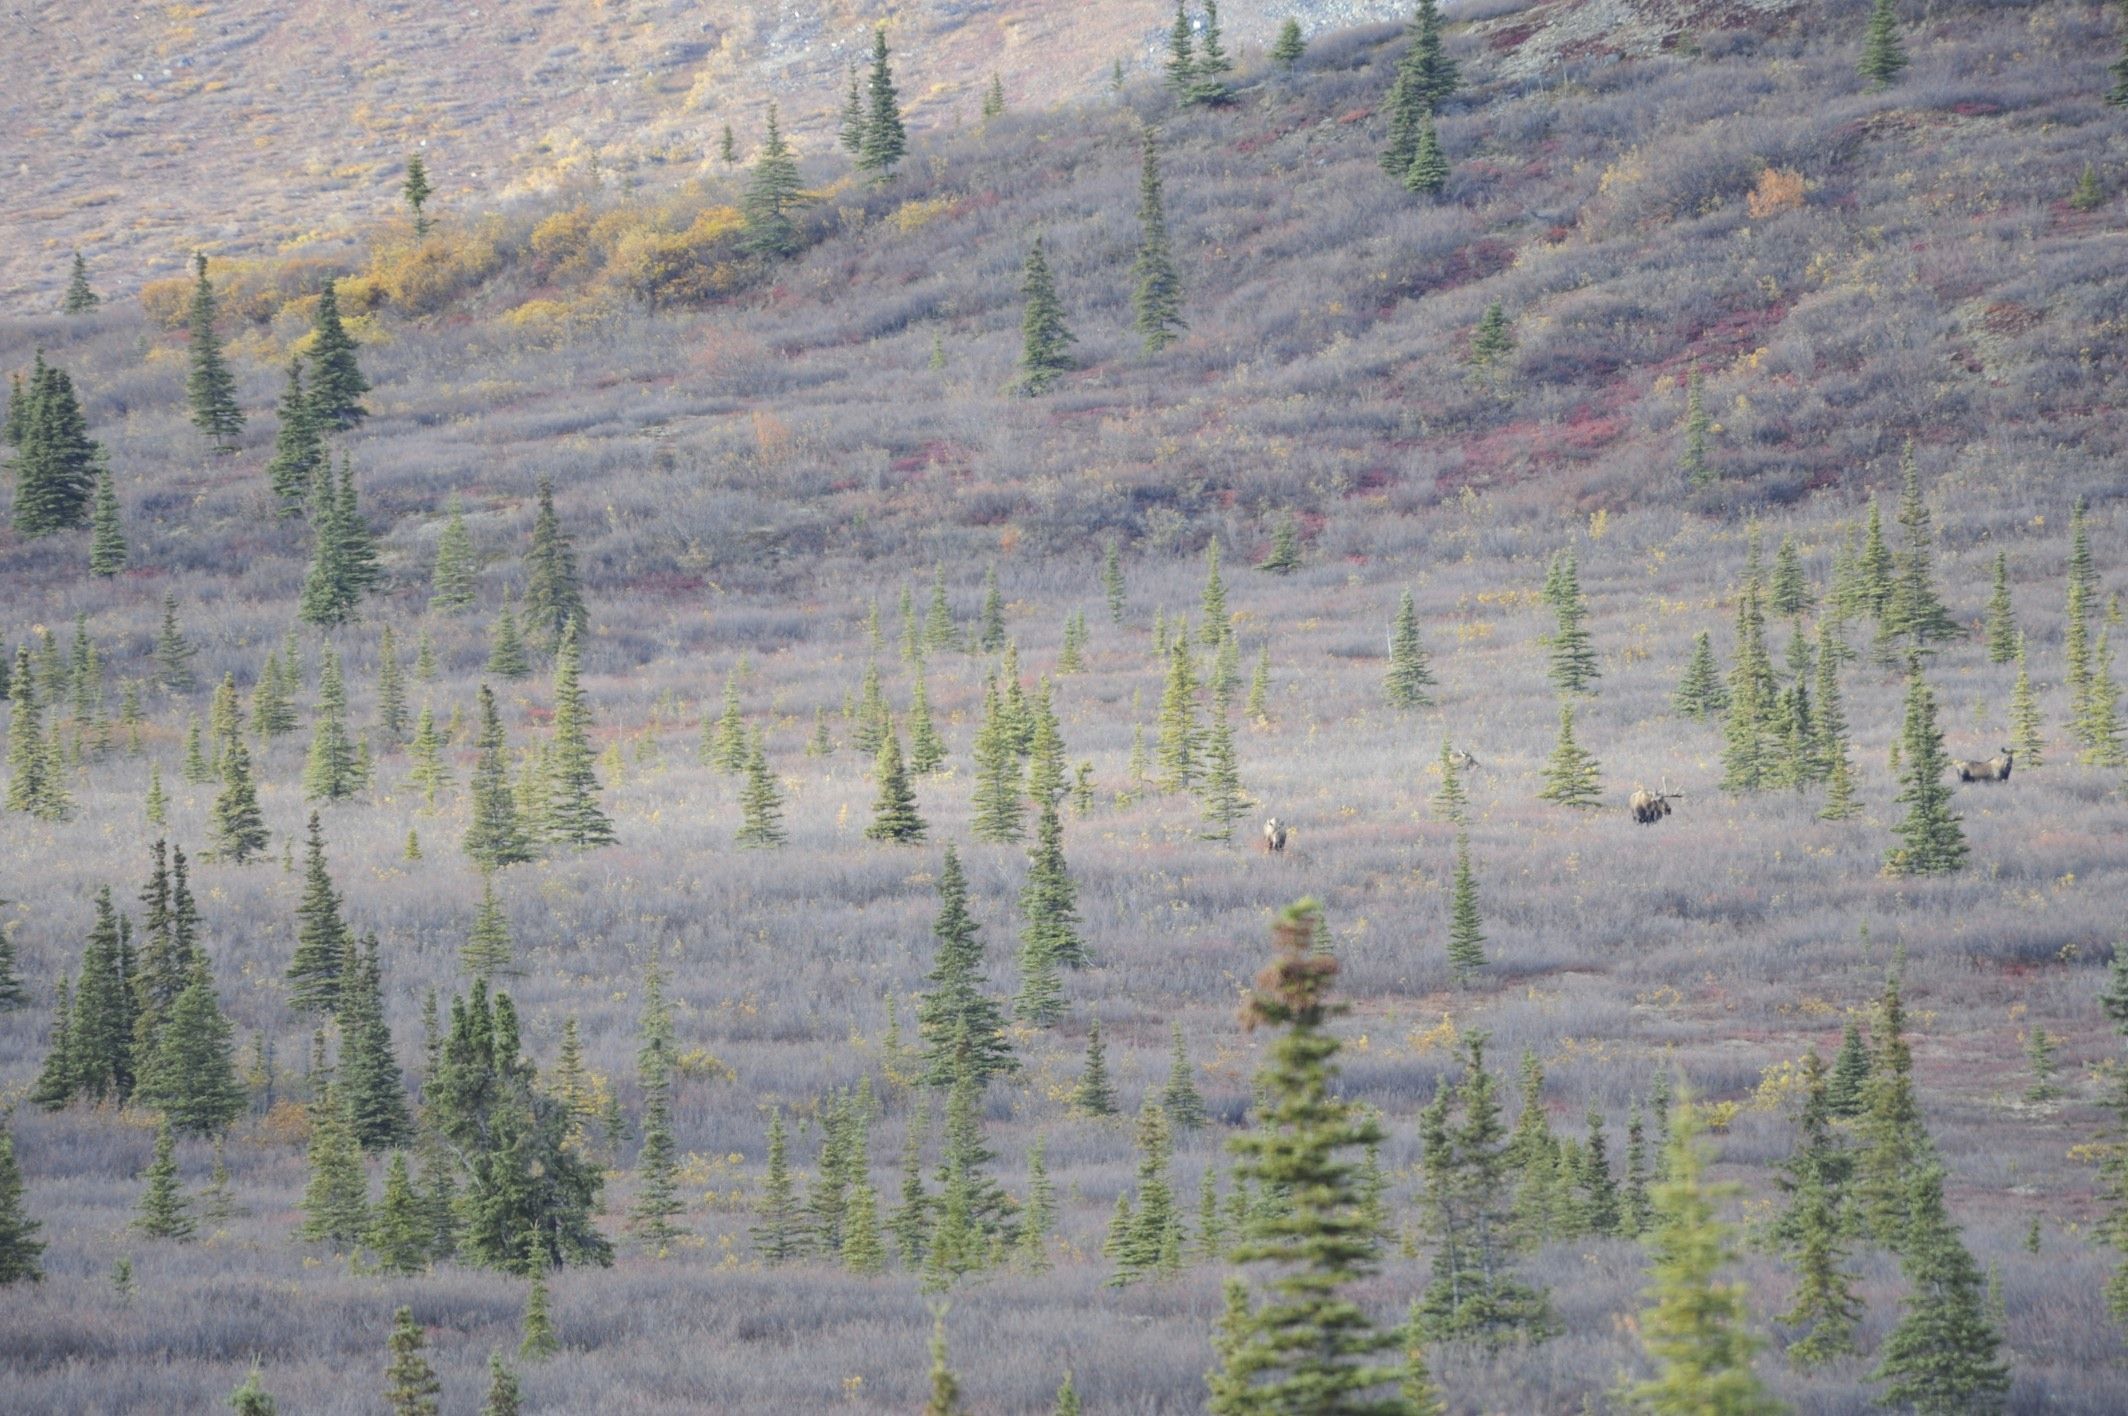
[1446,746,1479,773]
[1629,778,1682,825]
[1262,817,1288,853]
[1954,747,2015,783]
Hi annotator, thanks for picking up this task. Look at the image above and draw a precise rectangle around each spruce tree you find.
[1721,583,1778,793]
[1855,977,1931,1250]
[1872,1163,2010,1413]
[0,1127,46,1284]
[1064,1017,1117,1117]
[1983,551,2017,663]
[11,355,102,535]
[982,72,1006,120]
[628,964,684,1252]
[865,727,926,842]
[302,644,358,801]
[544,626,614,849]
[403,154,433,236]
[1886,661,1967,876]
[1211,899,1409,1409]
[1385,589,1437,709]
[1546,550,1599,693]
[371,1153,431,1274]
[1773,1052,1862,1367]
[29,974,77,1111]
[1681,367,1712,486]
[1164,1,1197,98]
[1538,701,1603,808]
[265,360,323,515]
[1198,700,1246,841]
[430,497,477,612]
[1447,832,1486,984]
[1012,807,1073,1026]
[185,254,244,452]
[1272,17,1306,70]
[1018,237,1074,395]
[969,680,1024,841]
[752,1107,803,1262]
[923,1309,967,1416]
[88,468,127,575]
[227,1364,277,1415]
[287,813,352,1012]
[481,1353,521,1416]
[741,102,808,259]
[839,64,867,154]
[522,477,586,647]
[385,1307,442,1416]
[2079,630,2126,767]
[1629,1102,1783,1415]
[136,1117,197,1241]
[4,648,54,818]
[520,1271,559,1358]
[138,961,245,1137]
[1405,110,1449,196]
[306,282,369,429]
[1156,636,1201,792]
[465,685,534,868]
[69,889,138,1104]
[917,847,1016,1085]
[1884,443,1959,648]
[1859,0,1909,87]
[155,592,199,692]
[1828,1018,1872,1119]
[1815,623,1861,820]
[462,875,514,981]
[1110,1098,1181,1286]
[736,727,786,847]
[1674,631,1729,720]
[1161,1019,1207,1131]
[1469,300,1515,368]
[62,251,99,314]
[339,935,413,1148]
[1770,535,1812,617]
[211,739,269,863]
[1130,126,1185,354]
[908,664,946,773]
[856,26,907,178]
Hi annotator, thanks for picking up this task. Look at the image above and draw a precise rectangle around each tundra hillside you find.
[2,1,2127,1412]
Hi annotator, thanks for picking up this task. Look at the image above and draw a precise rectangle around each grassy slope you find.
[1,0,2127,1410]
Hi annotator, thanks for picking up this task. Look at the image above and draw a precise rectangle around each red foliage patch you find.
[1949,99,2004,118]
[1489,23,1538,51]
[630,571,707,599]
[1336,107,1372,125]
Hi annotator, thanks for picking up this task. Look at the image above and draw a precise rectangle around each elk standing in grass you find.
[1262,817,1288,853]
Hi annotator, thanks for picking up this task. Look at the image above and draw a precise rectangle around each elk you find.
[1629,779,1682,825]
[1954,747,2014,783]
[1262,817,1288,853]
[1446,746,1480,773]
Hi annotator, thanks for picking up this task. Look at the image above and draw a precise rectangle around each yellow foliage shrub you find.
[889,196,956,234]
[1747,167,1807,219]
[139,256,346,329]
[344,229,502,316]
[605,205,748,308]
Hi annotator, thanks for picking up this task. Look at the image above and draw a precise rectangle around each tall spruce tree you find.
[865,727,926,843]
[287,813,352,1012]
[1871,1163,2010,1414]
[431,497,477,611]
[385,1306,442,1416]
[544,626,614,850]
[1447,832,1486,984]
[628,964,685,1252]
[522,477,585,647]
[742,103,808,259]
[1386,589,1437,709]
[403,154,433,236]
[265,360,323,514]
[211,738,269,863]
[1883,444,1959,648]
[306,282,369,430]
[1130,126,1185,353]
[917,847,1017,1085]
[736,727,786,847]
[1546,550,1599,693]
[465,685,534,869]
[12,355,102,535]
[1072,1018,1118,1117]
[1538,701,1603,808]
[301,643,358,801]
[88,468,127,576]
[340,935,413,1149]
[135,1116,197,1241]
[1885,660,1966,876]
[185,254,244,452]
[856,26,907,178]
[1210,899,1409,1410]
[138,959,245,1137]
[1018,237,1074,395]
[0,1127,44,1285]
[1629,1102,1784,1415]
[1859,0,1909,87]
[62,252,99,314]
